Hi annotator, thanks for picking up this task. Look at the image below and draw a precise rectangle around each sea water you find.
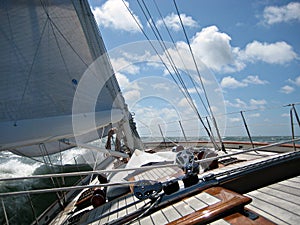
[0,145,105,225]
[0,136,298,224]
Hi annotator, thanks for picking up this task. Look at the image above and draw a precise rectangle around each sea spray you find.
[0,147,95,225]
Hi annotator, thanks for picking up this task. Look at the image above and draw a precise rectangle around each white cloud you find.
[221,75,267,89]
[280,85,295,94]
[187,87,201,94]
[91,0,142,32]
[242,41,297,64]
[109,25,297,75]
[124,89,141,101]
[229,117,241,123]
[178,98,191,108]
[262,2,300,25]
[249,113,260,118]
[152,83,170,91]
[156,13,198,31]
[181,25,298,73]
[250,99,267,106]
[190,26,242,72]
[225,98,247,109]
[296,76,300,86]
[281,113,290,117]
[111,57,140,75]
[221,76,247,89]
[288,76,300,86]
[115,72,130,89]
[226,98,267,110]
[242,75,268,85]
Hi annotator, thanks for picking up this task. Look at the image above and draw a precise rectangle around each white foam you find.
[0,159,41,178]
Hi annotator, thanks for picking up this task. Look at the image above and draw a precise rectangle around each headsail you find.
[0,0,140,156]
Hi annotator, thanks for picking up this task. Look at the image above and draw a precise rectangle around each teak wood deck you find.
[77,150,300,225]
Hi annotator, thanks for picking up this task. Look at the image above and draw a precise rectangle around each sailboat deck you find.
[78,150,300,225]
[245,175,300,224]
[81,175,300,225]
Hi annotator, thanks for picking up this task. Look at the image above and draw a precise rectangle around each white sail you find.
[0,0,138,156]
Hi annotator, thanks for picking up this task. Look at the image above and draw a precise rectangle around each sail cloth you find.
[0,0,128,156]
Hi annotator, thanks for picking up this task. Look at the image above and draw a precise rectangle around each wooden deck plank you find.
[161,205,182,222]
[195,192,220,205]
[289,176,300,183]
[98,201,112,224]
[107,200,119,221]
[130,220,140,225]
[257,186,300,205]
[139,215,154,225]
[150,210,168,224]
[167,187,252,225]
[88,205,103,224]
[183,196,208,211]
[172,200,195,216]
[148,169,160,180]
[278,179,300,189]
[269,183,300,197]
[248,189,300,213]
[143,170,156,180]
[125,194,138,215]
[246,190,300,225]
[117,196,128,218]
[246,203,289,225]
[209,219,231,225]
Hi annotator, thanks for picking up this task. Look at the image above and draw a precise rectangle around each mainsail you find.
[0,0,140,157]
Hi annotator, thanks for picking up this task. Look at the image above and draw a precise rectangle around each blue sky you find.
[88,0,300,138]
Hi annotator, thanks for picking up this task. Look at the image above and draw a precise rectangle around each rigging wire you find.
[136,0,200,117]
[151,0,211,117]
[123,0,218,149]
[173,0,224,151]
[139,0,209,122]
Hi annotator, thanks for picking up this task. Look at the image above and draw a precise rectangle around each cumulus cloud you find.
[108,25,297,75]
[178,98,191,108]
[288,76,300,86]
[174,25,298,73]
[250,99,267,106]
[115,72,130,88]
[226,98,267,110]
[91,0,142,32]
[225,98,247,109]
[243,75,269,85]
[190,26,242,72]
[296,76,300,86]
[262,2,300,25]
[124,89,141,101]
[280,85,294,94]
[115,73,143,104]
[241,41,298,64]
[152,83,170,91]
[249,113,260,118]
[229,117,241,123]
[221,76,247,89]
[111,57,140,75]
[221,75,268,89]
[156,13,198,31]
